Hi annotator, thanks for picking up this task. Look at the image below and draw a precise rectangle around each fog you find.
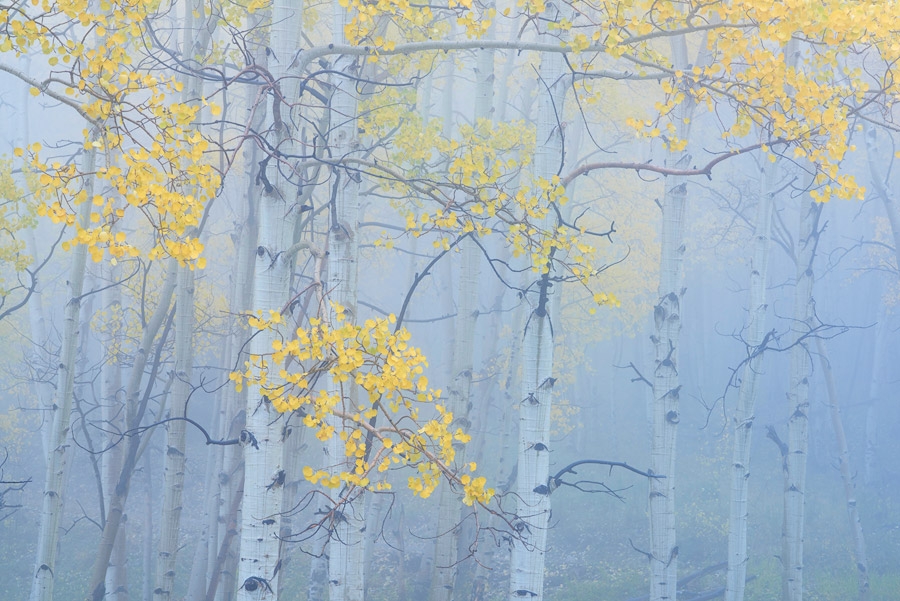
[1,2,899,601]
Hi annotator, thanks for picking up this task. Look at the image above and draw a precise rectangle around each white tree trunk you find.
[429,237,482,601]
[862,123,898,489]
[863,316,884,488]
[430,18,491,600]
[29,138,96,601]
[25,227,54,463]
[326,2,363,595]
[88,261,177,601]
[213,75,263,601]
[784,199,822,601]
[816,338,870,601]
[724,159,778,601]
[235,0,302,596]
[154,0,214,593]
[648,36,694,601]
[863,123,900,271]
[236,184,294,601]
[102,256,128,601]
[143,450,155,601]
[154,263,195,601]
[508,9,565,599]
[187,418,219,601]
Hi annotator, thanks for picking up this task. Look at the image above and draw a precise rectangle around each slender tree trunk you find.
[724,159,778,601]
[430,26,491,598]
[507,9,565,599]
[277,413,309,598]
[395,504,409,601]
[463,278,507,601]
[88,262,177,601]
[429,237,481,601]
[325,3,363,594]
[815,338,870,601]
[863,316,884,488]
[648,35,694,601]
[153,0,215,592]
[29,136,97,601]
[863,123,900,271]
[361,492,388,598]
[862,123,898,489]
[102,257,128,601]
[212,81,262,601]
[143,448,155,601]
[154,263,195,601]
[236,172,293,601]
[783,200,822,601]
[21,58,54,466]
[187,420,219,601]
[206,463,245,601]
[25,227,54,463]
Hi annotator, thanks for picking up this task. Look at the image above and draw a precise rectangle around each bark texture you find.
[783,200,822,601]
[29,139,95,601]
[508,7,564,599]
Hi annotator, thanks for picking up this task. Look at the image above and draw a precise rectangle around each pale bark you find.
[724,159,778,601]
[507,9,565,599]
[325,2,363,594]
[88,262,177,601]
[102,257,128,601]
[235,0,303,596]
[206,460,245,601]
[236,182,294,601]
[360,491,389,597]
[862,123,898,489]
[212,75,262,601]
[783,200,822,601]
[430,21,491,599]
[466,279,512,601]
[143,450,155,601]
[276,414,308,599]
[863,317,884,488]
[648,36,694,601]
[192,185,257,600]
[187,410,219,601]
[21,60,53,465]
[153,0,216,590]
[154,264,195,601]
[429,237,482,601]
[29,138,96,601]
[863,123,900,271]
[25,228,54,463]
[816,338,870,601]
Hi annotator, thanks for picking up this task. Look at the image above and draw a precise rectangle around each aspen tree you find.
[784,199,822,601]
[725,39,800,601]
[235,0,304,595]
[816,338,870,601]
[100,254,127,601]
[508,7,565,600]
[429,19,492,600]
[30,132,97,601]
[325,0,364,593]
[647,34,694,601]
[154,0,214,594]
[88,263,177,601]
